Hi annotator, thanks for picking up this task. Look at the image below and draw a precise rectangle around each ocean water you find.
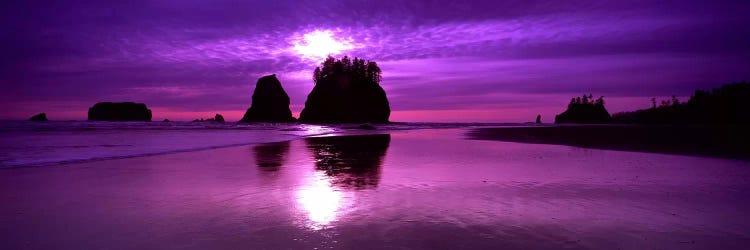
[0,121,333,168]
[1,129,749,249]
[0,121,508,168]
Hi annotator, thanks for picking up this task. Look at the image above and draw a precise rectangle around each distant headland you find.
[473,81,750,159]
[553,82,749,125]
[612,82,750,124]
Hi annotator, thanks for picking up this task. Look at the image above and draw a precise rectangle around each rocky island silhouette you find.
[240,74,296,123]
[29,113,48,121]
[87,102,152,121]
[299,56,390,123]
[193,114,225,122]
[555,95,611,124]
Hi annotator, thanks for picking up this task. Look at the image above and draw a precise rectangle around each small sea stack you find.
[88,102,152,121]
[29,113,48,121]
[213,114,225,122]
[240,74,296,123]
[555,95,611,124]
[193,114,225,122]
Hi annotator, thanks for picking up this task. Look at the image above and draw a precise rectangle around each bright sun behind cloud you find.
[293,30,354,61]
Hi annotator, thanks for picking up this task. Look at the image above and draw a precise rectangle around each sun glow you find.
[293,30,353,60]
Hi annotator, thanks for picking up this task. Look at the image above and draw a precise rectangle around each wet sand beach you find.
[2,129,750,249]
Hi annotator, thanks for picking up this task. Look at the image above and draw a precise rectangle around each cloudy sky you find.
[2,0,748,122]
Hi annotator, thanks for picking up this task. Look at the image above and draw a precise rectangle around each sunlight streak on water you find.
[298,124,337,136]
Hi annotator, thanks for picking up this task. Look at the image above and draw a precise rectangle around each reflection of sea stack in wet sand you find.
[240,74,296,123]
[253,141,291,170]
[304,134,390,189]
[88,102,152,121]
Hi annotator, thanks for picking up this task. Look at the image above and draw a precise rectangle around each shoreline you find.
[0,139,297,170]
[0,127,404,169]
[467,124,750,159]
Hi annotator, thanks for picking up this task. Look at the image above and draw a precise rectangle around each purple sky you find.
[2,0,749,122]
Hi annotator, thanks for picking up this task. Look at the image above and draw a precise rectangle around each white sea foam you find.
[0,121,335,168]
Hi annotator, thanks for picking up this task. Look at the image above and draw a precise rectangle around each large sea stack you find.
[240,74,296,122]
[555,95,611,124]
[88,102,152,121]
[299,56,390,123]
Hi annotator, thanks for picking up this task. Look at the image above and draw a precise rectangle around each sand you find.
[1,129,750,249]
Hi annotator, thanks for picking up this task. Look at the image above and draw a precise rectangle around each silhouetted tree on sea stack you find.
[555,94,612,124]
[299,56,390,123]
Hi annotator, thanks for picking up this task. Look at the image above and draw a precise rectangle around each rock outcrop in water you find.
[193,114,225,122]
[88,102,152,121]
[240,74,296,123]
[212,114,225,122]
[299,56,390,123]
[29,113,48,121]
[555,95,611,124]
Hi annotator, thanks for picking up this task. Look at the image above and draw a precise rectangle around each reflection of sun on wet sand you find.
[295,134,390,229]
[297,171,343,229]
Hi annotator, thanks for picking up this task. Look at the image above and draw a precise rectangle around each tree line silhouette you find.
[313,56,382,85]
[568,94,605,109]
[612,82,750,124]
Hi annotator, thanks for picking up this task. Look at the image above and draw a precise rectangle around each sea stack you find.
[299,56,390,123]
[29,113,48,121]
[240,74,296,122]
[213,114,225,122]
[88,102,152,121]
[555,95,612,124]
